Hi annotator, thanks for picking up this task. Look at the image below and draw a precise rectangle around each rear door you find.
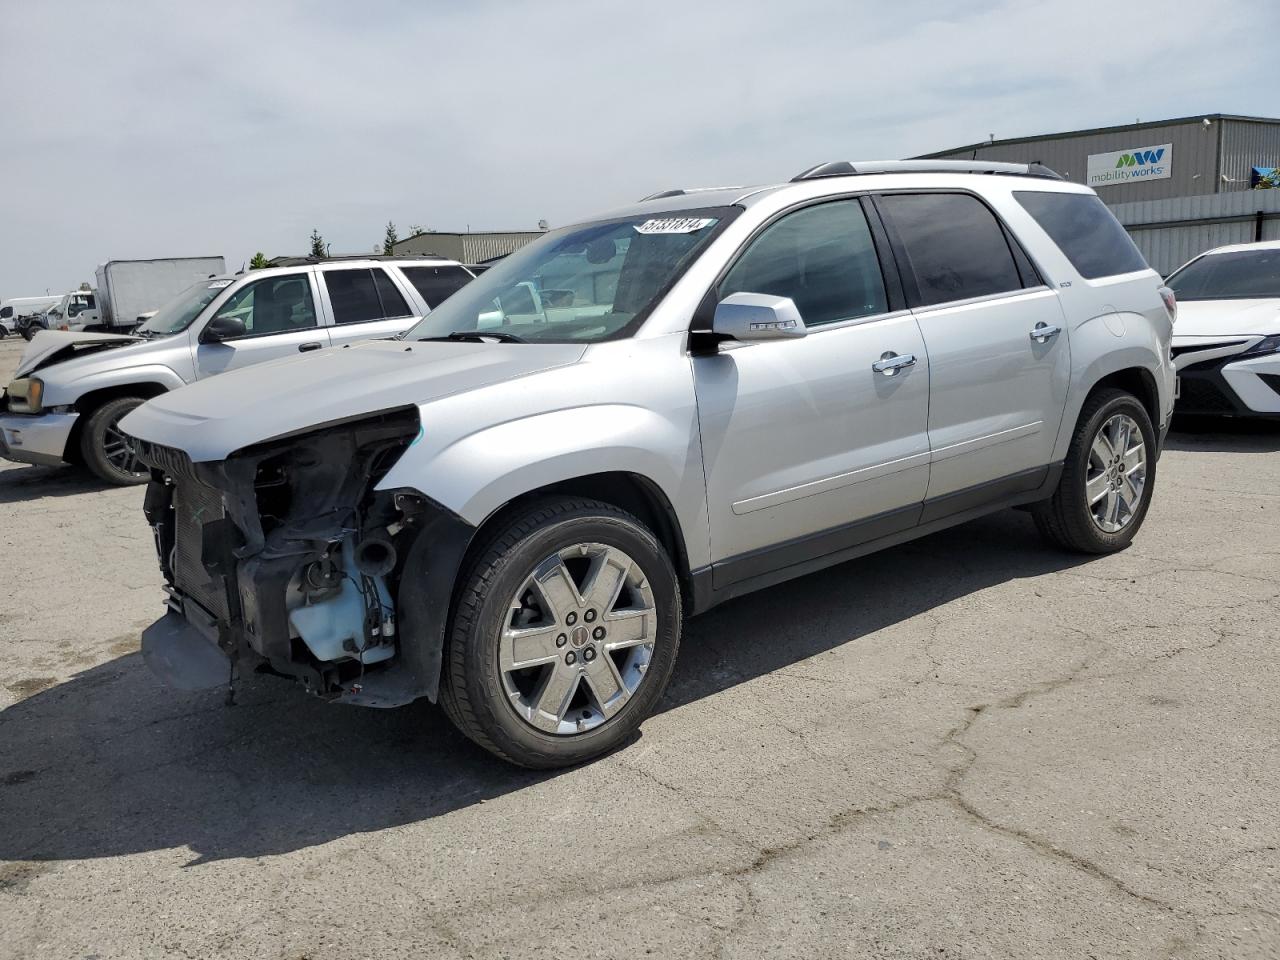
[874,191,1071,508]
[193,271,330,377]
[318,266,422,344]
[693,197,932,581]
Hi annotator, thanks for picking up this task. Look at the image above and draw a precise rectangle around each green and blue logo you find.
[1115,148,1166,168]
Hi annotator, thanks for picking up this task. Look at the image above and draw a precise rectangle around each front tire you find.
[1033,388,1156,553]
[80,396,150,486]
[439,498,682,769]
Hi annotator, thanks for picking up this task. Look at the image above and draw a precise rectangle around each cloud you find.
[0,0,1262,296]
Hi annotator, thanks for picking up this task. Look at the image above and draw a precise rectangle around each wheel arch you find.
[65,382,170,463]
[1087,366,1159,429]
[469,471,694,604]
[395,471,693,707]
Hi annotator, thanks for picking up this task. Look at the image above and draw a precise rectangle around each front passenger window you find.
[720,199,888,326]
[210,275,318,336]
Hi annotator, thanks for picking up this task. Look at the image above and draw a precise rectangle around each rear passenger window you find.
[400,265,474,308]
[720,199,888,327]
[1015,191,1148,279]
[323,268,411,324]
[878,193,1023,307]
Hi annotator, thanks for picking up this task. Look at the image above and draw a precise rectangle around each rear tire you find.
[439,497,682,769]
[1032,388,1156,553]
[81,396,150,486]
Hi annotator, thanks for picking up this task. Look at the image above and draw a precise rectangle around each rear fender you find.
[1053,311,1170,461]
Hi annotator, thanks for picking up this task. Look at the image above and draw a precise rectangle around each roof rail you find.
[267,253,451,267]
[638,185,747,201]
[790,160,1064,182]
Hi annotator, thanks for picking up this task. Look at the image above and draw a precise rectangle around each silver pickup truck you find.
[0,256,475,483]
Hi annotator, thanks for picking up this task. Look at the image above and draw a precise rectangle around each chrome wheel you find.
[499,542,656,735]
[103,415,146,479]
[1086,413,1146,534]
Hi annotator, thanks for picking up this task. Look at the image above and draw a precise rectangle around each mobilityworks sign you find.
[1087,143,1173,188]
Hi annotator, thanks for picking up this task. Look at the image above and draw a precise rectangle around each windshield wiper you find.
[418,331,527,344]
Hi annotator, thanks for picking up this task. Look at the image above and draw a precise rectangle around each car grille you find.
[1178,376,1237,414]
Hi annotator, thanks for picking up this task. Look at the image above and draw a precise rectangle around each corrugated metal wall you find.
[1107,190,1280,275]
[393,231,543,262]
[1221,119,1280,190]
[926,119,1221,202]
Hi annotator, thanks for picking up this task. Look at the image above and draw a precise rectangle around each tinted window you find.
[1166,248,1280,301]
[720,199,888,326]
[0,307,11,319]
[1015,191,1148,280]
[210,275,318,336]
[372,268,411,317]
[879,193,1023,307]
[401,265,474,308]
[324,268,413,323]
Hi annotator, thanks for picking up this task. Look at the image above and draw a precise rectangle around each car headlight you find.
[1241,335,1280,358]
[6,378,44,414]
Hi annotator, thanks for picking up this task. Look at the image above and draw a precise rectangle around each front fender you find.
[377,402,709,566]
[44,363,188,407]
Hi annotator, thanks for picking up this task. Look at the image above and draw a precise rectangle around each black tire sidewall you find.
[82,396,148,485]
[453,509,682,767]
[1063,392,1156,551]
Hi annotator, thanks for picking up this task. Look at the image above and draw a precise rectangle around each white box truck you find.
[78,257,225,332]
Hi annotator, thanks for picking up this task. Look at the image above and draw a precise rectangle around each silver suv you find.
[122,161,1175,768]
[0,257,475,484]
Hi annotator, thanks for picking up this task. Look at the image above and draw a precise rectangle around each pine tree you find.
[383,221,399,256]
[309,229,326,258]
[249,252,270,270]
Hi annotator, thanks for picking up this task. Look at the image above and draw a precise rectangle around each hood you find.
[1172,299,1280,340]
[120,338,588,462]
[15,330,143,378]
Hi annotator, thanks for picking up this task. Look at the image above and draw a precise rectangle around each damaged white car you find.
[1168,240,1280,419]
[120,161,1174,768]
[0,257,475,483]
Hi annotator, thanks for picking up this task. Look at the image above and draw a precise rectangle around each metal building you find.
[921,114,1280,202]
[1109,189,1280,276]
[391,230,545,264]
[922,114,1280,274]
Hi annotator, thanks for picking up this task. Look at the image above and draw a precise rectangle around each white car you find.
[1168,240,1280,419]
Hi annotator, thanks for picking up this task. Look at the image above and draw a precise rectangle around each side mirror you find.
[200,315,247,343]
[712,292,807,342]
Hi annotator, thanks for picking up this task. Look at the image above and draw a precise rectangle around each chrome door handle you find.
[298,341,323,352]
[872,352,917,375]
[1029,323,1061,343]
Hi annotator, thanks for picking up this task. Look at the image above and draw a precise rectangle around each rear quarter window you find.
[1015,191,1148,280]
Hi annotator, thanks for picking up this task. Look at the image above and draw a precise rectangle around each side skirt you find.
[690,463,1061,614]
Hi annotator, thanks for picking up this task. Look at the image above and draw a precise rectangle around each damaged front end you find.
[137,408,473,707]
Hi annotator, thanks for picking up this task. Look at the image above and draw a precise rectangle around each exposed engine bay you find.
[137,407,473,706]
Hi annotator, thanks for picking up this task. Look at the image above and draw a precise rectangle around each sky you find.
[0,0,1268,297]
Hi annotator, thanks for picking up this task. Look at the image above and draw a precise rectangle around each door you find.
[875,192,1071,504]
[318,266,423,345]
[693,198,932,584]
[193,272,329,377]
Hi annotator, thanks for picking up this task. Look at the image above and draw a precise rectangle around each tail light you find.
[1158,286,1177,323]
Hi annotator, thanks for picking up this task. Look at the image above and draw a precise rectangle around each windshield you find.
[1167,248,1280,301]
[136,279,234,335]
[404,208,736,343]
